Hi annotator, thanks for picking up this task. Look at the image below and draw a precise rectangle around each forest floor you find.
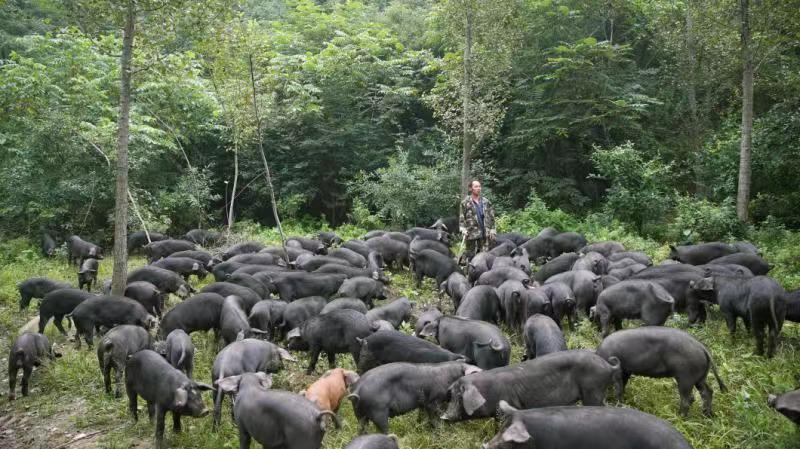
[0,230,799,449]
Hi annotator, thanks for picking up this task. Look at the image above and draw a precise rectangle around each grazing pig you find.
[406,227,450,245]
[158,293,225,338]
[318,231,343,247]
[412,249,460,289]
[366,236,410,268]
[343,239,372,259]
[67,235,103,265]
[419,316,509,370]
[144,239,195,263]
[701,275,786,357]
[467,252,496,285]
[220,295,267,345]
[488,241,516,257]
[496,280,530,330]
[414,307,443,337]
[200,282,262,313]
[224,272,270,298]
[668,242,739,265]
[345,434,399,449]
[272,272,347,302]
[440,272,470,309]
[216,373,336,449]
[125,350,213,447]
[168,250,220,269]
[441,350,621,421]
[484,401,693,449]
[768,389,800,425]
[571,251,609,275]
[18,277,71,310]
[336,276,388,308]
[532,252,580,283]
[70,295,157,348]
[496,232,530,247]
[38,288,95,334]
[127,266,192,299]
[322,297,369,315]
[128,231,168,253]
[315,263,388,283]
[534,282,576,329]
[211,261,246,281]
[124,281,165,318]
[294,254,347,272]
[222,241,266,260]
[545,270,603,317]
[523,314,566,360]
[292,309,373,374]
[328,247,367,268]
[183,229,221,246]
[608,251,653,266]
[301,368,360,413]
[608,263,647,280]
[287,236,327,254]
[280,296,327,335]
[430,216,459,234]
[357,330,466,372]
[97,325,152,397]
[152,257,208,280]
[8,332,60,400]
[228,252,281,266]
[211,339,295,429]
[41,232,57,257]
[410,236,452,260]
[596,327,727,416]
[708,253,771,275]
[248,299,287,339]
[593,280,675,337]
[476,267,530,288]
[162,329,195,378]
[77,258,99,291]
[371,320,395,331]
[579,241,626,257]
[348,361,481,433]
[457,285,502,323]
[365,297,413,329]
[522,232,587,262]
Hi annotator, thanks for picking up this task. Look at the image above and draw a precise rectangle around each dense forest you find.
[1,0,798,242]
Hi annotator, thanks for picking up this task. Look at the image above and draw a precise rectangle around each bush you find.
[498,191,581,235]
[669,196,746,243]
[591,141,673,234]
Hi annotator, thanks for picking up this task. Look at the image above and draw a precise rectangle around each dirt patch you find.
[0,398,107,449]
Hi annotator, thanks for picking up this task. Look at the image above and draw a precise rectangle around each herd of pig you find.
[8,224,800,449]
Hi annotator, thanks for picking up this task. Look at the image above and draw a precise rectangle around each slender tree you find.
[737,0,753,221]
[460,2,474,198]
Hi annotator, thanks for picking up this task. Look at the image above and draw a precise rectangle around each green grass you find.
[1,227,799,449]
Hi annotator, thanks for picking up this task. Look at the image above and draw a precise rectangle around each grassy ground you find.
[1,229,799,449]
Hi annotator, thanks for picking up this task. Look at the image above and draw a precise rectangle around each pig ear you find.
[194,382,215,391]
[254,372,273,389]
[277,347,297,362]
[192,262,200,271]
[419,321,438,338]
[462,384,486,416]
[344,370,360,386]
[173,387,188,408]
[286,328,302,339]
[502,420,532,443]
[464,365,482,376]
[372,271,380,280]
[236,330,245,341]
[216,375,242,394]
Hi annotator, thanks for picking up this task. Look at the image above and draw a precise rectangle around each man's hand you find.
[488,229,497,241]
[460,226,468,235]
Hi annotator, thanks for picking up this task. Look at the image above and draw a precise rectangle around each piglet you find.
[301,368,360,421]
[9,332,60,400]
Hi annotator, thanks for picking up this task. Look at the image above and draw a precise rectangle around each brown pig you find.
[301,368,360,413]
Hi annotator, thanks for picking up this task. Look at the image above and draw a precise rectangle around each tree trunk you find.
[228,146,238,233]
[110,1,135,295]
[684,3,698,125]
[460,2,474,198]
[248,54,287,254]
[737,0,753,222]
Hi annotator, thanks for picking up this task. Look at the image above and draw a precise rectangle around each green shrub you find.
[498,191,581,235]
[348,198,385,230]
[669,196,746,243]
[591,141,674,234]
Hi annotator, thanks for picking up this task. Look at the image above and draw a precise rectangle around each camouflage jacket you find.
[459,195,495,240]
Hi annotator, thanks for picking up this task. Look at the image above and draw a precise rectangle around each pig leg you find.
[357,415,369,435]
[147,402,155,421]
[582,387,605,406]
[20,366,32,397]
[8,366,17,400]
[102,357,113,394]
[307,347,321,375]
[723,313,737,337]
[53,315,69,336]
[371,409,390,434]
[114,362,123,398]
[213,390,225,430]
[127,384,139,422]
[696,378,714,417]
[154,405,167,449]
[172,412,182,433]
[767,322,780,358]
[677,378,695,417]
[327,352,337,369]
[238,427,252,449]
[751,315,766,356]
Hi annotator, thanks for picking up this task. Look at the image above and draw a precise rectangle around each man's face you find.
[471,181,482,196]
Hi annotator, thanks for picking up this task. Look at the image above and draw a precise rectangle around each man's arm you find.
[459,201,468,235]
